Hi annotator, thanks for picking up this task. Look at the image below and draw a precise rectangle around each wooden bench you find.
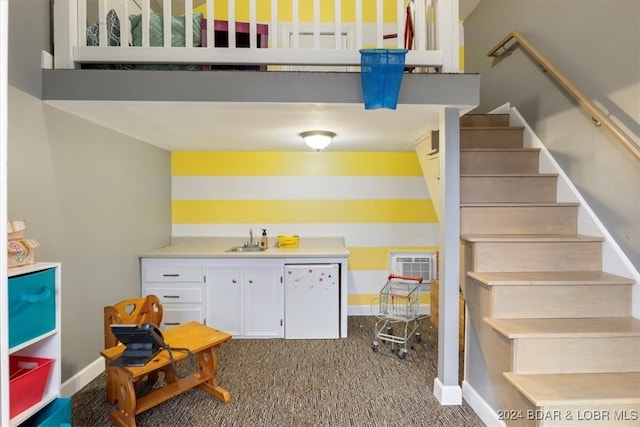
[101,322,232,427]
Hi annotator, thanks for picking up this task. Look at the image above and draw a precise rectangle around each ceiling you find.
[46,100,464,152]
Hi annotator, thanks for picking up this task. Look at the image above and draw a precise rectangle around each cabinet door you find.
[207,266,243,336]
[244,265,283,338]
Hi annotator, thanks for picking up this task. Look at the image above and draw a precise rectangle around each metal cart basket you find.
[372,274,423,359]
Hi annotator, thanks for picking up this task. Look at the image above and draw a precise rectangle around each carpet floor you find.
[71,316,485,426]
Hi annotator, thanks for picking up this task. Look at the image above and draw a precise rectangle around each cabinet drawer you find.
[8,268,56,349]
[143,266,203,283]
[160,306,204,329]
[145,287,202,304]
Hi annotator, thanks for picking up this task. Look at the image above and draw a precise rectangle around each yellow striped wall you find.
[172,151,438,314]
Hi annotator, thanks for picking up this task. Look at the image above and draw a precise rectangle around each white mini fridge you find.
[284,264,340,339]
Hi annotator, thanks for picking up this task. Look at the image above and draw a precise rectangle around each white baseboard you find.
[60,357,104,397]
[433,377,462,405]
[462,380,506,427]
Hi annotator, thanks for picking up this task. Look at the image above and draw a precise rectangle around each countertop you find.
[139,236,351,259]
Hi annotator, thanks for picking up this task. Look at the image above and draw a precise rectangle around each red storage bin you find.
[9,356,53,418]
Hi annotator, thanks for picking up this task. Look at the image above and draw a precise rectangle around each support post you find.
[435,0,459,72]
[433,107,462,405]
[53,0,78,69]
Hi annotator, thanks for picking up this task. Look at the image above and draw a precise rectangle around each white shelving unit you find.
[4,262,61,427]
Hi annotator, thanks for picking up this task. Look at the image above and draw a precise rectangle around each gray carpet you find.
[72,316,485,426]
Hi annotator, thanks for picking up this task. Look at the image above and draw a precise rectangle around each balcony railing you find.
[53,0,460,72]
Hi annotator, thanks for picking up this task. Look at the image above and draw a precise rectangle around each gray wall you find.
[463,0,640,415]
[8,0,171,382]
[464,0,640,271]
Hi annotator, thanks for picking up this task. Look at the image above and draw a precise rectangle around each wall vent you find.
[389,252,435,290]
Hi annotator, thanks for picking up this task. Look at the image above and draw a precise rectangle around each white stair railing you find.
[53,0,459,72]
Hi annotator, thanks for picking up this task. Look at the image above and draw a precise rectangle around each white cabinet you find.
[140,259,206,329]
[140,254,348,339]
[243,265,284,338]
[207,262,283,338]
[4,262,62,427]
[206,266,242,336]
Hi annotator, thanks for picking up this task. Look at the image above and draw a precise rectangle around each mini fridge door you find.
[284,264,340,339]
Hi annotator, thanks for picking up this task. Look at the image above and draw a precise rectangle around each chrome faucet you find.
[249,228,254,247]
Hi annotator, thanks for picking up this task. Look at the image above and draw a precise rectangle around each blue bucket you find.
[359,49,408,110]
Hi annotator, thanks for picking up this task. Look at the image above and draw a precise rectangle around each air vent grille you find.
[389,252,435,285]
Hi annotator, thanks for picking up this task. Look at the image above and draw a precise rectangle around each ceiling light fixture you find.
[300,130,336,151]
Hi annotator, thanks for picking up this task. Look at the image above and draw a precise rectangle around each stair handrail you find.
[488,31,640,161]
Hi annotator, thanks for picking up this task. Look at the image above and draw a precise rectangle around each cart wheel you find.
[397,350,407,360]
[372,344,379,352]
[415,333,422,343]
[386,326,393,335]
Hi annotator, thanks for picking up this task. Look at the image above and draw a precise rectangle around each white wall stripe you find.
[171,223,440,247]
[349,271,431,295]
[172,176,431,200]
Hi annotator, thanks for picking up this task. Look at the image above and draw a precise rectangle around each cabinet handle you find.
[232,279,237,284]
[248,279,254,284]
[163,274,180,277]
[163,295,180,299]
[164,322,180,326]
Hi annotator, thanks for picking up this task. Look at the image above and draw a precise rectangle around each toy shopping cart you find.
[372,274,422,359]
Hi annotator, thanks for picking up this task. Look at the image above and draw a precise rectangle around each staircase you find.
[458,114,640,426]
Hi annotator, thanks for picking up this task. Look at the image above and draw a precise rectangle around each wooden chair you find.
[103,295,163,404]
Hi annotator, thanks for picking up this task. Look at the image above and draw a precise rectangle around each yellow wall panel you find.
[172,152,423,177]
[348,246,439,270]
[173,199,437,223]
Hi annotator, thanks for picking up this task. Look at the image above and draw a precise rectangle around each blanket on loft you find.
[84,9,203,70]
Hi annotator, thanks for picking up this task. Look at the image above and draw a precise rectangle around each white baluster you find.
[78,0,86,47]
[142,0,150,47]
[250,0,257,49]
[334,0,342,50]
[355,0,363,49]
[98,0,107,47]
[206,0,214,48]
[228,0,236,48]
[396,0,405,49]
[271,0,278,48]
[376,0,383,47]
[163,0,171,48]
[121,0,129,48]
[292,0,299,49]
[185,0,193,47]
[313,0,320,49]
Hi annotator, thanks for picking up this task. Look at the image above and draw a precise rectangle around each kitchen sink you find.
[225,246,267,253]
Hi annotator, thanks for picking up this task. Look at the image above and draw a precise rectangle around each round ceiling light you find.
[300,130,336,151]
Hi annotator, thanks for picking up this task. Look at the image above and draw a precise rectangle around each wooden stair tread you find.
[461,202,579,207]
[503,372,640,406]
[461,173,558,177]
[462,234,604,243]
[460,148,540,152]
[467,271,634,286]
[485,317,640,338]
[461,126,525,130]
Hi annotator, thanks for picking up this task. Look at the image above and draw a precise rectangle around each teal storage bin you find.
[22,397,71,427]
[8,268,56,348]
